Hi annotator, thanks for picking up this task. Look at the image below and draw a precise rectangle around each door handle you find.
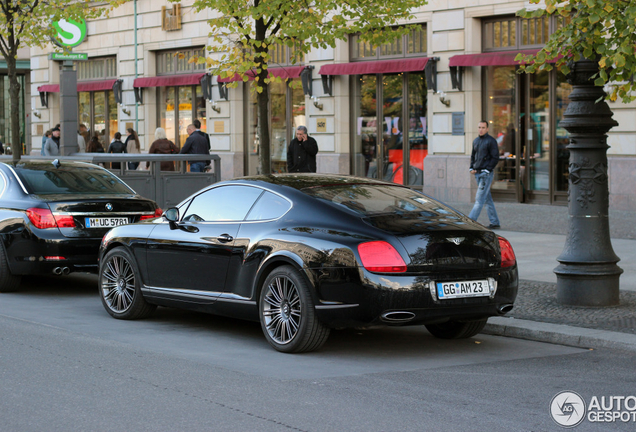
[217,234,233,243]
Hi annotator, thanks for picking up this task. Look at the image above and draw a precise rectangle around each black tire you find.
[259,265,330,353]
[99,246,156,320]
[0,243,21,293]
[425,319,488,339]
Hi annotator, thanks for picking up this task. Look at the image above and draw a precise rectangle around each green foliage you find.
[0,0,126,58]
[0,0,127,162]
[516,0,636,103]
[185,0,423,92]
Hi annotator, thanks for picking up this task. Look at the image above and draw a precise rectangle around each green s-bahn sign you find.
[52,18,87,49]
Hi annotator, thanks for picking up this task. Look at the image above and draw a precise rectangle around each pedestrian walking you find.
[43,126,61,156]
[107,132,127,169]
[41,130,52,156]
[149,127,179,171]
[180,124,210,172]
[87,134,105,153]
[125,128,141,170]
[468,120,501,229]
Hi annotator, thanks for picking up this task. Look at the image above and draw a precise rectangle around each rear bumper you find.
[5,235,102,275]
[313,266,518,328]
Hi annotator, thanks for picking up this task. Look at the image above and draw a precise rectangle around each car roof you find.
[1,160,97,170]
[229,173,401,191]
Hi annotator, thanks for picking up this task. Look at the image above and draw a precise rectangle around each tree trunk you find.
[6,55,22,162]
[257,81,271,175]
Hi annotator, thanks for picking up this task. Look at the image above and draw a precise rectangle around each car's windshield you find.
[303,184,456,217]
[15,164,134,195]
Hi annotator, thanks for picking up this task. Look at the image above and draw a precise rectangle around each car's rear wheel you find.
[425,319,488,339]
[0,243,21,293]
[259,265,330,353]
[99,247,156,320]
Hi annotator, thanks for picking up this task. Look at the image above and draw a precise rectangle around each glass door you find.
[484,66,518,200]
[353,75,378,179]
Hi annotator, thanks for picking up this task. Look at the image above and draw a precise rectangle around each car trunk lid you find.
[363,212,500,270]
[43,195,157,238]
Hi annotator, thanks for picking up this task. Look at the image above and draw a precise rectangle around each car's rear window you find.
[303,184,455,217]
[15,164,134,195]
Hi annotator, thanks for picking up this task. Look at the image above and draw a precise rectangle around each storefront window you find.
[407,73,427,185]
[246,79,306,174]
[353,72,426,186]
[76,57,117,148]
[485,66,517,192]
[158,85,203,147]
[353,75,378,179]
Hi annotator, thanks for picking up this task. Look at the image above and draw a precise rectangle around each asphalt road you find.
[1,274,635,431]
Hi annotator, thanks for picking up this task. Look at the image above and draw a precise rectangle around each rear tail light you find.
[357,241,407,273]
[498,236,516,268]
[140,207,163,220]
[27,208,76,229]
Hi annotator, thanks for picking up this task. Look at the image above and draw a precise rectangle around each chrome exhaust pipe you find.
[380,311,416,323]
[498,304,514,315]
[53,267,62,275]
[62,267,70,275]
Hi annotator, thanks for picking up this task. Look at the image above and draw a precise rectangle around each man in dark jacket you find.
[468,121,501,228]
[107,132,127,169]
[180,124,210,172]
[287,125,318,173]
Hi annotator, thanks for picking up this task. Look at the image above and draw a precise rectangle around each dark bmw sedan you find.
[98,174,518,353]
[0,160,161,292]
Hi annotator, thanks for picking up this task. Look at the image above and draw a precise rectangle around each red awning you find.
[38,79,119,93]
[77,79,118,92]
[133,73,206,88]
[448,49,542,67]
[37,84,60,93]
[217,66,306,83]
[319,57,431,76]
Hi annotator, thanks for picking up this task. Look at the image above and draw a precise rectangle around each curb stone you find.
[484,316,636,352]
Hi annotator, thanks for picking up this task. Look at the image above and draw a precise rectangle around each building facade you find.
[30,0,636,211]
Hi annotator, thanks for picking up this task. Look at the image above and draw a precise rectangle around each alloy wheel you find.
[101,255,135,313]
[262,275,302,345]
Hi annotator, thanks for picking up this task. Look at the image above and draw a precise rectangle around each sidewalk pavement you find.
[445,202,636,352]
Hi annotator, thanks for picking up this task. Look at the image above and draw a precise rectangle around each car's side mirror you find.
[164,207,179,229]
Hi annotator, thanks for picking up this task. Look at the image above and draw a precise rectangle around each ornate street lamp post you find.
[554,58,623,306]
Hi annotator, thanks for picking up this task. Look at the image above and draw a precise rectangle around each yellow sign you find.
[214,121,224,133]
[316,118,327,133]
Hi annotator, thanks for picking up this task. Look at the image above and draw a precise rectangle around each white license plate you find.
[85,217,129,228]
[436,280,490,300]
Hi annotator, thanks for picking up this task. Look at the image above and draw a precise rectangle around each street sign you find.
[52,19,87,48]
[49,52,88,61]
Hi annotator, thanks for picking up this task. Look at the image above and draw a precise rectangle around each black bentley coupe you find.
[0,160,161,292]
[98,174,518,353]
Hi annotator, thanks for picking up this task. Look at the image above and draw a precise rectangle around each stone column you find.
[554,58,623,306]
[59,60,79,155]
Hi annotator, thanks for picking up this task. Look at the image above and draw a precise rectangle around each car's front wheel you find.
[99,247,156,320]
[0,243,21,293]
[259,265,330,353]
[425,319,488,339]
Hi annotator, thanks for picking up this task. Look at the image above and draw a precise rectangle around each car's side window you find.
[245,191,291,221]
[182,185,263,222]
